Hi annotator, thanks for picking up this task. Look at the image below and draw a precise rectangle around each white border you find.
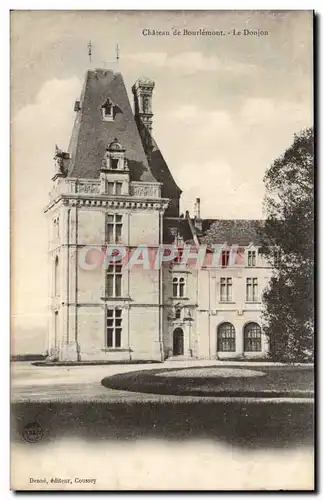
[3,3,321,499]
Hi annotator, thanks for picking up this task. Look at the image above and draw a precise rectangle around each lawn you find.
[101,365,314,398]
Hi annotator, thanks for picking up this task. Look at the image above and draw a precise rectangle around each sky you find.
[10,10,313,352]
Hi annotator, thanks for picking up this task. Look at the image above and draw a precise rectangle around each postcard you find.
[11,10,314,491]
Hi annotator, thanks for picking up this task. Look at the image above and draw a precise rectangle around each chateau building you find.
[45,68,271,362]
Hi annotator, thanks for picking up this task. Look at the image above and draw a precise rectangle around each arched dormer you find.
[100,138,130,195]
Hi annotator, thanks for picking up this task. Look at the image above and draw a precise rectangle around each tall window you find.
[107,181,122,195]
[175,308,181,319]
[217,322,236,352]
[54,256,59,297]
[142,96,150,113]
[106,263,122,297]
[221,249,230,267]
[246,278,258,302]
[244,322,262,352]
[247,250,256,267]
[107,214,122,243]
[173,277,185,298]
[220,277,232,302]
[106,309,122,348]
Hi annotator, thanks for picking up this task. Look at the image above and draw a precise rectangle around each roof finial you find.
[116,44,120,64]
[88,40,92,64]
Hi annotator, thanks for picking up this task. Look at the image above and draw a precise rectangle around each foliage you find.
[260,127,314,362]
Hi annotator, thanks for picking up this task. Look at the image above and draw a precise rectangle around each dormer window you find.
[101,98,114,121]
[101,139,128,176]
[110,158,119,170]
[246,245,258,267]
[247,250,257,267]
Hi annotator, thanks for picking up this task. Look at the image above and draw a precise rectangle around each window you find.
[107,214,122,243]
[248,250,256,267]
[221,250,230,267]
[175,308,181,319]
[217,322,236,352]
[103,99,112,115]
[106,309,122,348]
[54,256,59,297]
[107,181,122,195]
[244,322,262,352]
[110,158,119,170]
[246,278,258,302]
[106,263,122,297]
[173,277,185,298]
[102,98,114,121]
[220,277,232,302]
[142,96,150,113]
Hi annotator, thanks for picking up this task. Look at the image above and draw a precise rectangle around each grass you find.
[101,365,314,398]
[12,400,314,449]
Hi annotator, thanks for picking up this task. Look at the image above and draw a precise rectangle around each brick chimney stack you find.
[132,78,155,161]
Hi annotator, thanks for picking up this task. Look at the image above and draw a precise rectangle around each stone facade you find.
[44,68,271,362]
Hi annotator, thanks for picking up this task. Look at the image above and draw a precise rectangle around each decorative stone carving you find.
[53,145,69,178]
[130,183,160,198]
[77,182,100,194]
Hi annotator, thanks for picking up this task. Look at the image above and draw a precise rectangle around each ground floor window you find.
[244,322,262,352]
[106,308,122,348]
[217,322,236,352]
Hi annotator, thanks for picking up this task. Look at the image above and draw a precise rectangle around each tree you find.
[260,127,314,362]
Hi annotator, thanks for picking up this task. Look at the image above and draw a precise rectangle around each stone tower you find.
[44,69,179,362]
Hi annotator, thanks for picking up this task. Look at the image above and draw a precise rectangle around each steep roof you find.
[163,217,264,246]
[163,217,193,244]
[67,69,156,182]
[150,138,182,198]
[200,219,264,246]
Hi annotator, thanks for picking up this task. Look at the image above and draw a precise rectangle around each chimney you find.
[195,197,201,219]
[132,78,155,161]
[194,198,202,233]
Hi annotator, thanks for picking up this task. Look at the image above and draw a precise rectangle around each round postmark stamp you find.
[22,422,43,443]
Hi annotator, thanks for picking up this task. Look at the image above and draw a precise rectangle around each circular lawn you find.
[101,365,314,399]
